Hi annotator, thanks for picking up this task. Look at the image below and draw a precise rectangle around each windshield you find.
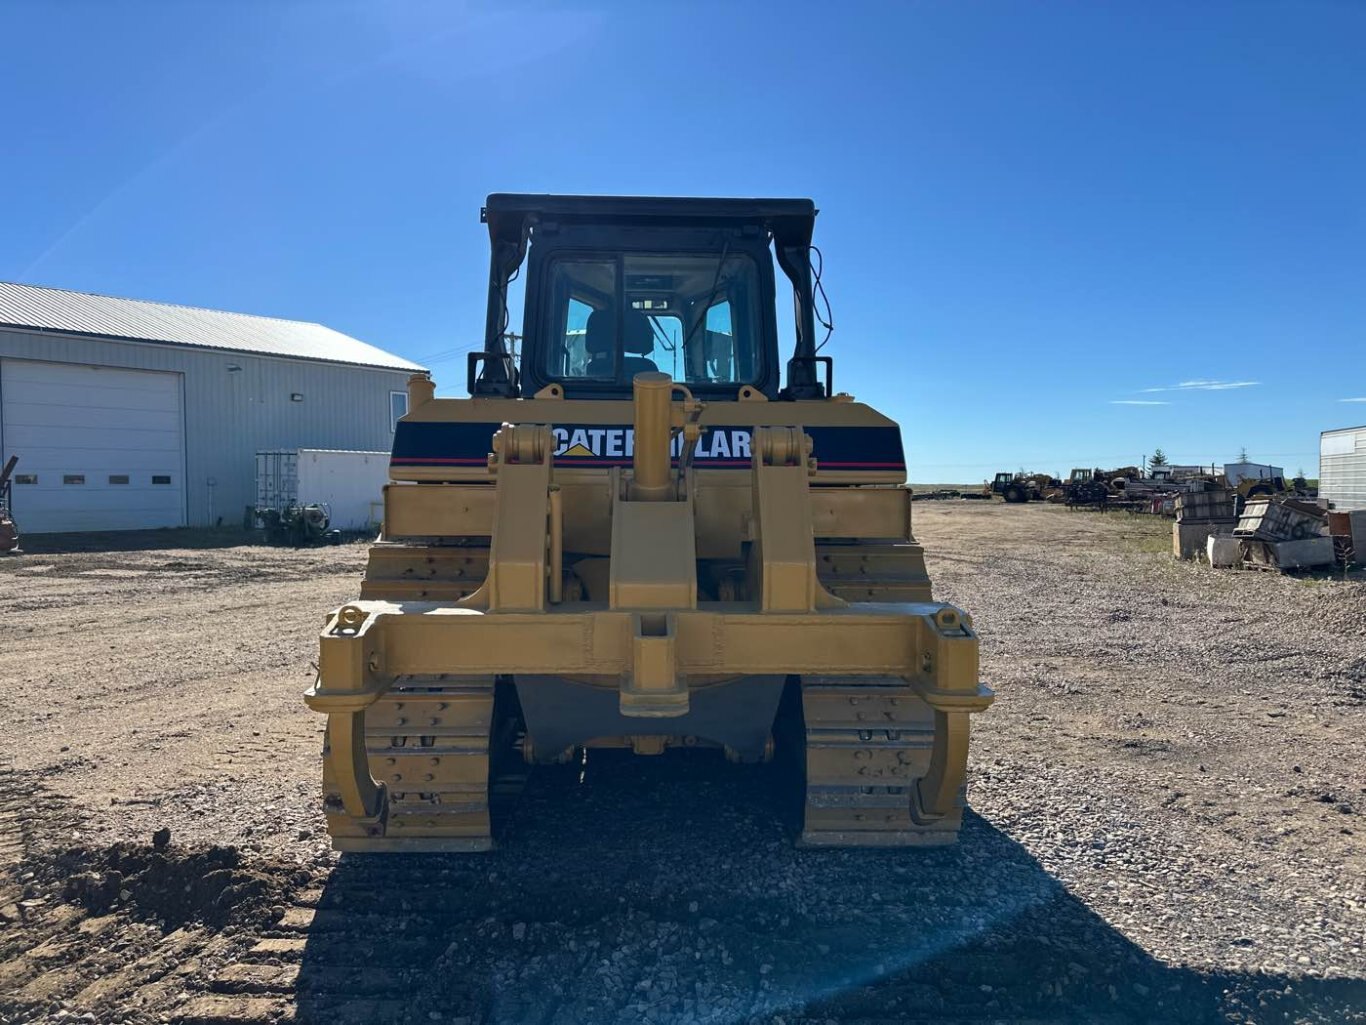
[542,253,762,388]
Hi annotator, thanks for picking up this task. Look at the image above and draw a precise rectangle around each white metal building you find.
[1320,425,1366,511]
[0,281,423,533]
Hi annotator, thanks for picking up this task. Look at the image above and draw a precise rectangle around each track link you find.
[798,677,961,846]
[321,676,498,851]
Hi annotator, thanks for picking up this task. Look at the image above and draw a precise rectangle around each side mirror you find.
[784,355,833,398]
[468,351,519,397]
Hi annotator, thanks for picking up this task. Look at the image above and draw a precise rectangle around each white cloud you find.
[1177,380,1260,390]
[1339,397,1366,403]
[1141,380,1260,393]
[1111,399,1171,406]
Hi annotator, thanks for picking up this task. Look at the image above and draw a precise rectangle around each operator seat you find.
[585,308,658,379]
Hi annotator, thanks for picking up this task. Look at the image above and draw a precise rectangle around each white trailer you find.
[255,449,389,531]
[1320,426,1366,511]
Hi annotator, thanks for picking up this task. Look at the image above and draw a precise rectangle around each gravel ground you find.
[0,504,1363,1024]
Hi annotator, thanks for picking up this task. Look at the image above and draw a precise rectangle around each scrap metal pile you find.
[1179,493,1365,573]
[1231,498,1334,571]
[1052,462,1316,518]
[1059,465,1206,513]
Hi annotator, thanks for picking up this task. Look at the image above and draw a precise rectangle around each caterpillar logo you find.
[551,426,752,464]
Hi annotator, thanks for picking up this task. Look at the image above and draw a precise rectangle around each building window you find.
[64,474,85,485]
[15,474,36,485]
[109,475,130,485]
[390,391,409,431]
[152,475,172,485]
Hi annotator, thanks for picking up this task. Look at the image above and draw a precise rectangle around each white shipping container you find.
[1320,426,1366,512]
[256,449,389,531]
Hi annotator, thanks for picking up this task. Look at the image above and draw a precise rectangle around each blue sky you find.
[2,1,1363,482]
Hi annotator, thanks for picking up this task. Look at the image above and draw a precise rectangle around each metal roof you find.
[0,280,425,372]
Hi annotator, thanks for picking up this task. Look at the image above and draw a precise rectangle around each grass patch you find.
[1126,530,1174,555]
[1109,512,1175,556]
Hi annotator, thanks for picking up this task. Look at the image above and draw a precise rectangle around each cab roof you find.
[482,194,816,244]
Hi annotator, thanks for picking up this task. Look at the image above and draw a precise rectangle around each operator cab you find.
[471,195,830,401]
[540,251,764,394]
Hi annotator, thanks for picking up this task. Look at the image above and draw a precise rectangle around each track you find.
[321,672,969,854]
[796,678,959,847]
[322,677,499,851]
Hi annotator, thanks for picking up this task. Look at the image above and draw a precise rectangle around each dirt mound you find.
[45,839,300,930]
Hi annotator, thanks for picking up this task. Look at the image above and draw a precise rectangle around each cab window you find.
[544,260,616,380]
[542,253,761,388]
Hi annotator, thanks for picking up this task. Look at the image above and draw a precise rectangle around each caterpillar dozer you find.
[306,195,993,851]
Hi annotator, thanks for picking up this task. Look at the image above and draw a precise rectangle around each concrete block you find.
[1207,535,1243,568]
[1173,519,1236,560]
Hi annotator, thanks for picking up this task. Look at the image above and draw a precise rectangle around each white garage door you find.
[1,360,186,532]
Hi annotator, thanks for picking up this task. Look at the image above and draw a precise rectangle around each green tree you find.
[1150,448,1169,467]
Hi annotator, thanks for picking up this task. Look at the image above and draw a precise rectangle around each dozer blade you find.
[798,677,962,847]
[322,676,497,852]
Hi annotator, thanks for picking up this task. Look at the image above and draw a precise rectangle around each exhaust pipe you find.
[631,372,674,501]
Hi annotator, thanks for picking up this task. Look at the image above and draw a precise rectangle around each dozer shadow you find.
[294,751,1364,1024]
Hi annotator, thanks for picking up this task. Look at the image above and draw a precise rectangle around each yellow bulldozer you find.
[306,195,992,851]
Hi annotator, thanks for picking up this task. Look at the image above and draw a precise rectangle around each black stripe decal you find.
[391,421,904,472]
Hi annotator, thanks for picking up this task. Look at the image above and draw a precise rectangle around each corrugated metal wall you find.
[1320,426,1366,512]
[0,326,414,528]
